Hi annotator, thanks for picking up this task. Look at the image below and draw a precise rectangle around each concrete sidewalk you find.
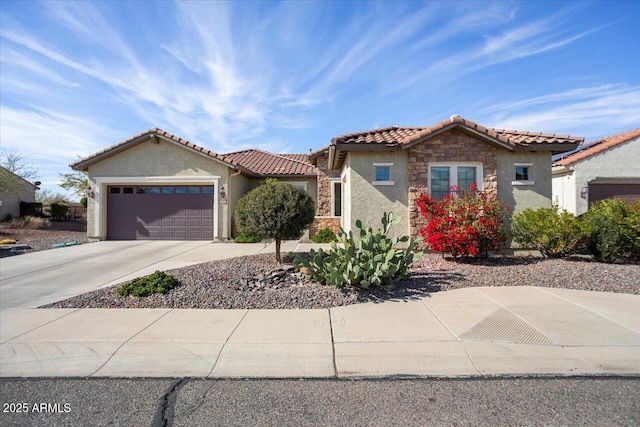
[2,286,639,378]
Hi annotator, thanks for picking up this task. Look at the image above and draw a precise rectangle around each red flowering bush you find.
[416,183,512,259]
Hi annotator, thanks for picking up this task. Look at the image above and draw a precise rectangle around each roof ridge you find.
[249,148,313,168]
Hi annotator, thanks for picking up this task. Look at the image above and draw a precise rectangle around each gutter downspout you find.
[227,168,242,239]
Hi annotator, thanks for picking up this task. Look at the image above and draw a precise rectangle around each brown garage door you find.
[588,183,640,207]
[107,185,214,240]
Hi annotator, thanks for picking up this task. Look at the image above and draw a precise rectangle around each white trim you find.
[512,180,535,186]
[373,163,394,167]
[94,175,220,240]
[373,181,395,186]
[427,162,483,196]
[513,162,533,167]
[284,180,308,191]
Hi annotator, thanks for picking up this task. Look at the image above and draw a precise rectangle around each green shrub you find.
[296,212,423,290]
[582,199,640,264]
[511,207,586,258]
[50,202,71,220]
[235,179,315,264]
[310,228,337,243]
[233,233,262,243]
[116,271,179,297]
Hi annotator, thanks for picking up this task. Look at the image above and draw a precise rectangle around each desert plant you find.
[416,183,512,259]
[511,207,586,258]
[581,199,640,263]
[116,271,179,297]
[296,212,423,290]
[2,216,50,230]
[233,233,262,243]
[50,202,71,220]
[235,179,315,264]
[310,228,337,243]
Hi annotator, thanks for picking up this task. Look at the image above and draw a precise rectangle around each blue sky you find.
[1,0,639,197]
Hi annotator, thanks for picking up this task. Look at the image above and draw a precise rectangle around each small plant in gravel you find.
[296,212,423,290]
[235,179,315,264]
[310,228,337,243]
[511,207,586,258]
[416,183,512,259]
[233,233,262,243]
[581,199,640,264]
[116,271,179,297]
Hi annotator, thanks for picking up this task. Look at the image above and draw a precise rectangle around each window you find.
[110,187,120,194]
[175,186,187,194]
[331,180,342,217]
[123,187,134,194]
[512,163,534,186]
[375,166,390,181]
[148,187,160,195]
[373,163,394,185]
[515,166,529,181]
[202,186,214,194]
[428,163,482,199]
[136,187,146,194]
[162,187,173,194]
[189,186,200,194]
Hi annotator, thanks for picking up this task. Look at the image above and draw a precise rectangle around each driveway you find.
[0,240,303,308]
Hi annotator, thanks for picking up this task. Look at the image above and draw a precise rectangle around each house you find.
[552,128,640,216]
[0,166,39,221]
[71,116,582,241]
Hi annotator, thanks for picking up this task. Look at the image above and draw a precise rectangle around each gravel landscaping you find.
[0,221,88,258]
[43,251,640,310]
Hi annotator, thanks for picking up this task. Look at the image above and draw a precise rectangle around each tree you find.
[36,189,69,204]
[59,171,89,197]
[0,148,39,193]
[235,179,315,264]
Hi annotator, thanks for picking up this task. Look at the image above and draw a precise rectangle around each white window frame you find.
[512,162,535,186]
[428,162,483,197]
[284,180,308,191]
[330,179,342,217]
[373,163,395,186]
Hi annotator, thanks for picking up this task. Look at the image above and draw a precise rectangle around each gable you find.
[87,136,233,178]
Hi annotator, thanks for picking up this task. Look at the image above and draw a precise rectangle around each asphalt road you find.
[1,377,639,426]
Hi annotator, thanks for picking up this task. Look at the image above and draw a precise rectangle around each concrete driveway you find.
[0,240,303,309]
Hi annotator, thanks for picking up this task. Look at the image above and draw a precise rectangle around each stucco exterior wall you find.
[552,136,640,215]
[86,138,232,240]
[0,180,36,220]
[552,169,577,213]
[496,151,553,213]
[347,150,409,239]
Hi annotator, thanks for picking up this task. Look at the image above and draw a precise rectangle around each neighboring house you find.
[0,166,38,221]
[71,116,582,241]
[552,128,640,215]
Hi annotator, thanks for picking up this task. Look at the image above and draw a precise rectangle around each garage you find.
[588,183,640,207]
[107,185,214,240]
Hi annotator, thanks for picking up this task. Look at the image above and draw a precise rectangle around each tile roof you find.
[223,149,317,176]
[331,116,583,149]
[70,128,234,170]
[553,128,640,167]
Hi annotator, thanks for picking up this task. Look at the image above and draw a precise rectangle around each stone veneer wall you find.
[309,216,342,237]
[315,153,341,216]
[407,129,498,239]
